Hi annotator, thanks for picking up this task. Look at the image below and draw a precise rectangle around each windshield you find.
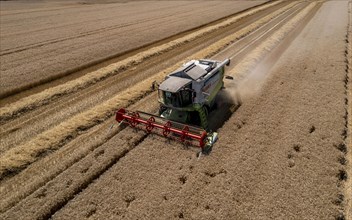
[164,91,181,107]
[159,89,192,108]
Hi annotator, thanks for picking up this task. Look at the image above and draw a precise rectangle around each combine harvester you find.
[116,58,231,154]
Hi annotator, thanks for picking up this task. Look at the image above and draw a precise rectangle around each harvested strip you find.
[229,2,318,79]
[0,0,283,122]
[0,1,299,178]
[0,93,159,213]
[0,128,148,220]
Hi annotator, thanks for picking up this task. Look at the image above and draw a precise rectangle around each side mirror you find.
[151,81,159,91]
[225,75,234,80]
[202,92,210,97]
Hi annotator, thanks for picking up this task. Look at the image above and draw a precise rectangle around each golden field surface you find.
[0,0,351,219]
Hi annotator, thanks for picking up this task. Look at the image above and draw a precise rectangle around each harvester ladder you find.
[198,107,208,130]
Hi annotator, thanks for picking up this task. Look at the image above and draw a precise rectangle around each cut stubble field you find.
[0,0,288,178]
[49,2,351,219]
[0,0,351,220]
[0,0,266,98]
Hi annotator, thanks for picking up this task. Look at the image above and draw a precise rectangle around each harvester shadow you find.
[207,90,242,132]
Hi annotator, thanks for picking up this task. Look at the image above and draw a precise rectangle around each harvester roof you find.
[169,60,212,80]
[159,60,216,93]
[182,64,208,80]
[158,76,192,93]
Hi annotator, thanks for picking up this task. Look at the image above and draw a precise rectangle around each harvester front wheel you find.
[202,144,212,155]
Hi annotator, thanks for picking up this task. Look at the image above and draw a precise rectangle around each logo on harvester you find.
[202,83,211,92]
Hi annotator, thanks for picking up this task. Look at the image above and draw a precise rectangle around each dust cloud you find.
[222,61,271,105]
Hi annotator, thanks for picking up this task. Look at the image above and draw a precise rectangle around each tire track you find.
[0,2,209,56]
[0,2,199,38]
[343,1,352,219]
[0,128,149,220]
[1,4,228,66]
[1,4,217,65]
[0,93,158,213]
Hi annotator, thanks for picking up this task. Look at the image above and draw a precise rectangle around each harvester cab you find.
[116,58,231,154]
